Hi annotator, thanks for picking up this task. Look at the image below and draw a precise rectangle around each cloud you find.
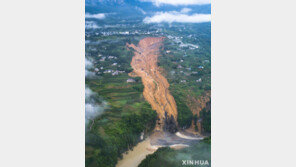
[85,21,101,29]
[85,86,108,126]
[85,60,107,128]
[85,58,96,78]
[180,8,192,13]
[85,13,106,19]
[85,70,96,77]
[85,58,93,69]
[144,11,211,23]
[140,0,210,6]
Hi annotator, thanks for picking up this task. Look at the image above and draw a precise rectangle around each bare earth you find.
[127,37,178,130]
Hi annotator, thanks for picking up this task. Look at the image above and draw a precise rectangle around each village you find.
[86,22,209,86]
[87,49,208,85]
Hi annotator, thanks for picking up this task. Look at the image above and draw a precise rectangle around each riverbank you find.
[116,131,204,167]
[116,138,158,167]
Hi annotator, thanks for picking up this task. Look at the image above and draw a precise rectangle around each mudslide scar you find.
[127,37,178,131]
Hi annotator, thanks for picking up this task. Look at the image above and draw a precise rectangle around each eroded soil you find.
[187,91,211,133]
[127,37,178,131]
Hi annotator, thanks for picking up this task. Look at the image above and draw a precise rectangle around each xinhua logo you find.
[182,160,210,166]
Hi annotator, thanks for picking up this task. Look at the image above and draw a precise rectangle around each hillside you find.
[85,1,211,166]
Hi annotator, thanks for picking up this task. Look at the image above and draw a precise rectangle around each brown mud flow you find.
[187,91,211,133]
[127,37,178,132]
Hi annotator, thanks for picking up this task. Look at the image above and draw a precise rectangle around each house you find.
[103,69,113,74]
[112,71,119,76]
[99,57,106,62]
[126,79,136,83]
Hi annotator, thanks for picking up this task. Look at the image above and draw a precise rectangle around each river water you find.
[116,138,157,167]
[116,131,203,167]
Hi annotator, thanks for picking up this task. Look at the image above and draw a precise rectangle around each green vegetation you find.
[86,34,158,167]
[200,108,211,133]
[86,12,211,166]
[86,102,157,167]
[157,23,211,130]
[86,72,157,167]
[174,94,193,129]
[139,138,211,167]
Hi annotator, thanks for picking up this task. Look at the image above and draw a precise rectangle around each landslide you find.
[187,91,211,133]
[127,37,178,132]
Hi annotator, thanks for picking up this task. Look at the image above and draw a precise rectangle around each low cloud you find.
[85,13,106,19]
[144,10,211,23]
[85,58,92,69]
[85,21,101,29]
[140,0,210,6]
[85,86,108,126]
[85,58,96,78]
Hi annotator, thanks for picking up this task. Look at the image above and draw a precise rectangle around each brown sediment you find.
[116,138,156,167]
[187,91,211,133]
[187,91,211,117]
[126,37,178,131]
